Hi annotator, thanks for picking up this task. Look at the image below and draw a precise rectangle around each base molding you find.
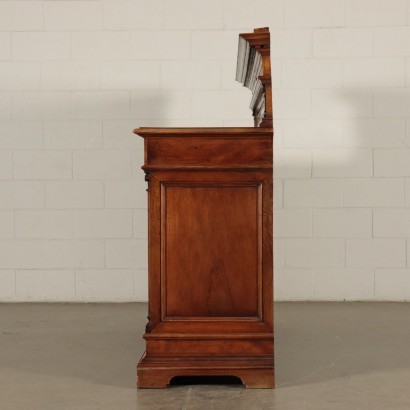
[137,353,275,389]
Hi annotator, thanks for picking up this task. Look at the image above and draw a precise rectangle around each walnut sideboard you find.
[134,28,274,389]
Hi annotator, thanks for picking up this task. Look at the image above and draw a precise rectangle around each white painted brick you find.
[374,209,410,238]
[191,90,250,120]
[274,149,311,179]
[284,179,343,208]
[133,209,147,239]
[270,29,312,59]
[0,211,14,238]
[135,269,148,301]
[312,268,374,300]
[190,91,225,120]
[286,238,345,267]
[2,0,410,303]
[373,88,410,118]
[0,33,11,60]
[72,91,130,120]
[103,120,144,150]
[313,28,373,57]
[274,179,283,209]
[271,61,282,90]
[102,0,163,30]
[275,209,311,238]
[346,0,407,27]
[312,148,373,177]
[0,151,12,179]
[273,121,285,148]
[105,180,147,209]
[374,27,410,56]
[285,0,345,28]
[374,149,410,177]
[0,240,105,269]
[15,210,73,239]
[76,269,135,301]
[405,60,410,87]
[75,210,132,239]
[313,208,372,238]
[0,1,43,31]
[274,239,285,268]
[0,121,43,149]
[161,61,221,90]
[0,270,15,298]
[44,120,102,149]
[131,90,190,120]
[223,0,284,29]
[15,270,75,301]
[131,31,190,60]
[406,179,410,207]
[408,242,410,267]
[13,151,72,180]
[344,178,404,207]
[0,94,11,119]
[44,1,103,31]
[0,182,44,209]
[156,119,224,127]
[192,31,240,60]
[13,92,71,120]
[46,181,104,209]
[344,59,405,88]
[273,90,311,119]
[106,239,147,268]
[12,32,71,61]
[222,60,245,90]
[164,0,223,29]
[222,91,252,120]
[347,239,406,268]
[375,269,410,300]
[275,268,312,300]
[72,31,130,60]
[41,62,100,91]
[312,89,372,118]
[282,60,342,89]
[101,62,159,90]
[282,119,344,149]
[73,150,131,180]
[343,119,406,148]
[128,148,143,176]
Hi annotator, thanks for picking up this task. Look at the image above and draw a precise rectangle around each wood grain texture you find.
[163,182,261,319]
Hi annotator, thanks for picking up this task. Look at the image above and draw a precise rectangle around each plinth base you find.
[137,353,275,389]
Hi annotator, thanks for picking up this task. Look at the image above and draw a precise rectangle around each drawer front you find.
[145,136,272,167]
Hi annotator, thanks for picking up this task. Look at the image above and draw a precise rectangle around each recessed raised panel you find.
[162,182,262,319]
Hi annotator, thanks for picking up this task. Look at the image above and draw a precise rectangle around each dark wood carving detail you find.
[133,27,274,389]
[236,27,272,128]
[145,315,152,333]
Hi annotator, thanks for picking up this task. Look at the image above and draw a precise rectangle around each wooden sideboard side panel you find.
[136,26,274,388]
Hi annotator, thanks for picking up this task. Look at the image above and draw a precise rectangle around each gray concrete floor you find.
[0,303,410,410]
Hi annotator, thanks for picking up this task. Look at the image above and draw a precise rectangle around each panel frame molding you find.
[159,179,264,323]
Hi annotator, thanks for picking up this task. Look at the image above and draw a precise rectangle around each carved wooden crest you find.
[236,27,272,128]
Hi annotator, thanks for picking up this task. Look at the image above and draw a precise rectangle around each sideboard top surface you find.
[133,127,273,138]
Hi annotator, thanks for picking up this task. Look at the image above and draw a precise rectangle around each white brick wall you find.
[1,0,410,302]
